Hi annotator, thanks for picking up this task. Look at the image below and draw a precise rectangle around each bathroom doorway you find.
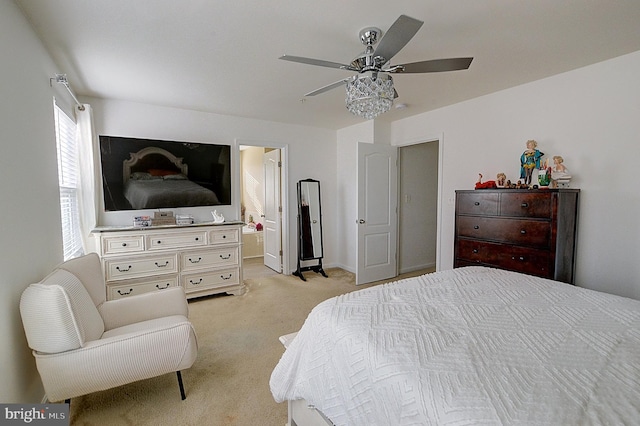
[239,144,286,279]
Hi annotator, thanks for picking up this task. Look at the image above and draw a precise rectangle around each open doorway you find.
[398,141,439,274]
[239,145,286,280]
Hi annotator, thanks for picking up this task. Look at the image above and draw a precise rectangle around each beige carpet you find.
[68,267,433,425]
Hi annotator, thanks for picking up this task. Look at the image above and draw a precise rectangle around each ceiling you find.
[16,0,640,130]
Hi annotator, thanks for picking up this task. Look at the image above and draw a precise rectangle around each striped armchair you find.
[19,253,198,403]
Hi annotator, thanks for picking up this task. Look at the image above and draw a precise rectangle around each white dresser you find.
[92,222,244,300]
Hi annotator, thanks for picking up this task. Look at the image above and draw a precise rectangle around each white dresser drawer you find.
[209,228,239,245]
[182,267,240,292]
[94,223,244,300]
[105,254,178,281]
[146,230,208,250]
[107,275,179,300]
[181,246,239,272]
[102,235,145,255]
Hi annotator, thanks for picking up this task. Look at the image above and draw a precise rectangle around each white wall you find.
[88,97,337,273]
[391,50,640,299]
[0,0,73,403]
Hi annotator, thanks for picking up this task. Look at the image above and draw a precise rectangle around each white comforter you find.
[270,267,640,425]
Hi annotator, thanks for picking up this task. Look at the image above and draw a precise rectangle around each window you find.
[54,103,84,260]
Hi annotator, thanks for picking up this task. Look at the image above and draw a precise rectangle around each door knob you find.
[357,219,366,224]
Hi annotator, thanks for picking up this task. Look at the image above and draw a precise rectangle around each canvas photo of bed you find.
[99,135,231,211]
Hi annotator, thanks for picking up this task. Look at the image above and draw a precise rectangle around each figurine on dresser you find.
[520,139,544,186]
[211,210,225,224]
[551,155,572,187]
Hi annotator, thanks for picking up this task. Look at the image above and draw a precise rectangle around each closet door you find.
[356,143,398,285]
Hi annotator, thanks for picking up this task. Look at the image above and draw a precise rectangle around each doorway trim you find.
[235,139,290,275]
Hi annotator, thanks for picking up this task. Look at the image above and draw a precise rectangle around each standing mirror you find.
[293,179,328,281]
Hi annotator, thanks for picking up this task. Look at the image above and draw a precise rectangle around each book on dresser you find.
[454,189,579,284]
[92,221,244,300]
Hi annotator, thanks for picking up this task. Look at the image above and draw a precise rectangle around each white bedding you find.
[123,177,219,209]
[270,266,640,425]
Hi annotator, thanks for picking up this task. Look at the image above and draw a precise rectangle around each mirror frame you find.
[297,179,323,260]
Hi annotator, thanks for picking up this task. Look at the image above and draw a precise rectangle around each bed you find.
[122,146,219,209]
[270,266,640,426]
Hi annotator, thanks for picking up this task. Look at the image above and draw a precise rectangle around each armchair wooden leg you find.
[176,371,186,400]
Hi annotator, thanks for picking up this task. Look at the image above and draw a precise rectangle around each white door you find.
[356,143,398,285]
[263,149,282,272]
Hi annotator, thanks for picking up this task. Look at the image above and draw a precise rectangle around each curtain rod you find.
[51,74,85,111]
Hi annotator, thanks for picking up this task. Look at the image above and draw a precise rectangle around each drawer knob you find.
[122,243,127,247]
[155,261,169,268]
[472,249,478,253]
[474,225,480,230]
[117,288,133,296]
[474,202,480,206]
[219,254,231,260]
[157,240,162,244]
[223,235,227,239]
[220,274,232,280]
[189,278,203,285]
[116,265,132,272]
[195,237,200,241]
[156,283,171,290]
[521,202,529,208]
[512,256,525,261]
[189,257,202,264]
[520,230,526,234]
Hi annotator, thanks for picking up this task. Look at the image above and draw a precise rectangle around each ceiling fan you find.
[279,15,473,118]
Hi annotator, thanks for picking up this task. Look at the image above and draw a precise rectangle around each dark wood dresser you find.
[454,189,579,283]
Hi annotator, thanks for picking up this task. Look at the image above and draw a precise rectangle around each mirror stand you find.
[292,259,327,282]
[293,179,328,282]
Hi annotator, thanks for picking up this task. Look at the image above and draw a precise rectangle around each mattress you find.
[270,266,640,425]
[123,178,219,209]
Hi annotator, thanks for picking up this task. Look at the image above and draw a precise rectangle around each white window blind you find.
[54,103,84,260]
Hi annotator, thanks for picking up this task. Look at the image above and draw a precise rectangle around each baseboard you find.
[399,262,436,275]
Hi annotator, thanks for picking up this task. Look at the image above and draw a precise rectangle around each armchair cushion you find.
[20,269,104,353]
[58,252,106,307]
[98,287,189,331]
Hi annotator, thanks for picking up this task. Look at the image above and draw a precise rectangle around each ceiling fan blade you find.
[373,15,424,64]
[304,78,350,97]
[279,55,358,71]
[394,57,474,73]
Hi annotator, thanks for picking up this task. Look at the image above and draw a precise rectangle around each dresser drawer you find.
[456,239,553,277]
[146,231,208,250]
[101,235,145,255]
[209,228,240,245]
[457,216,551,248]
[181,246,239,272]
[456,192,499,216]
[499,192,552,218]
[107,275,179,300]
[105,254,178,281]
[182,267,240,292]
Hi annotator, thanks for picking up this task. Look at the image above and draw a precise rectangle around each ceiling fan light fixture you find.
[345,73,394,120]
